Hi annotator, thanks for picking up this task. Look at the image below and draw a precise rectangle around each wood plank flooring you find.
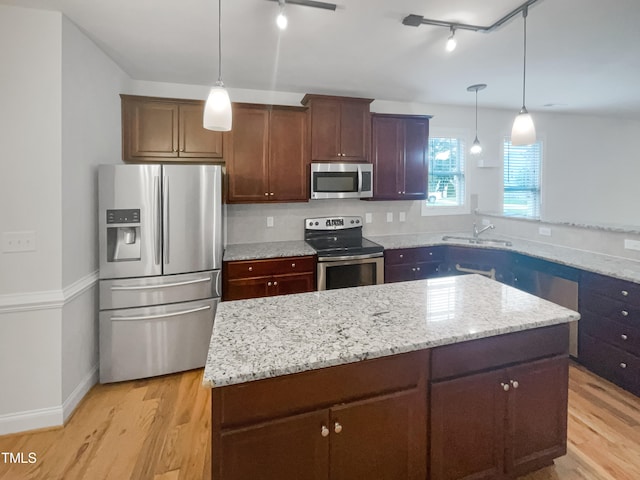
[0,363,638,480]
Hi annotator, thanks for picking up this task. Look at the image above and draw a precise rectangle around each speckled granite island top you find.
[203,274,579,388]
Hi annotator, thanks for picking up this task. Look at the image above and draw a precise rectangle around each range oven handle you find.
[318,252,383,262]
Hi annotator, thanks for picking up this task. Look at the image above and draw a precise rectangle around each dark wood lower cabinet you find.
[430,356,568,480]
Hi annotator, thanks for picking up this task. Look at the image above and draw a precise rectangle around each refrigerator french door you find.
[98,164,222,383]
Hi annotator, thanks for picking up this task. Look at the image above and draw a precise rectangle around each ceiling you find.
[3,0,640,118]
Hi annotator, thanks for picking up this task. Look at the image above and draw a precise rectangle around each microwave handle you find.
[357,165,363,193]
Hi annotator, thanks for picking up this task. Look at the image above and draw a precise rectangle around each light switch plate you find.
[538,227,552,236]
[386,212,393,223]
[399,212,406,222]
[624,239,640,251]
[2,231,36,253]
[365,213,372,224]
[266,217,274,228]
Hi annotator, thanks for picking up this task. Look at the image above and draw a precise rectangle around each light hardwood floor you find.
[1,363,638,480]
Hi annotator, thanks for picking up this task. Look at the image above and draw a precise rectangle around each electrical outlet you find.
[399,212,406,222]
[266,217,274,228]
[538,227,552,236]
[624,239,640,251]
[386,212,393,223]
[365,213,372,224]
[2,231,36,253]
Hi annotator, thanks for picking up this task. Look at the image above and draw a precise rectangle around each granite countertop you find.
[223,240,316,261]
[368,232,640,285]
[203,274,579,388]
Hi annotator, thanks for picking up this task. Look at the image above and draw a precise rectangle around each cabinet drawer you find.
[218,350,429,428]
[225,256,316,280]
[580,289,640,327]
[447,246,512,268]
[580,310,640,355]
[579,332,639,395]
[431,324,569,381]
[385,247,446,266]
[581,272,640,306]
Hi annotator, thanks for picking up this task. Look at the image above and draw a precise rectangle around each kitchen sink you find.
[441,235,513,247]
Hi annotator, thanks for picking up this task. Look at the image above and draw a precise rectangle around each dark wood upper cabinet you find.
[225,103,309,204]
[301,94,373,162]
[371,114,430,200]
[121,94,223,162]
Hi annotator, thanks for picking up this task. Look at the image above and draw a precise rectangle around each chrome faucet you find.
[473,222,495,238]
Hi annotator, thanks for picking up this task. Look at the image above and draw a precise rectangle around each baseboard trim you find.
[0,271,98,314]
[0,406,63,436]
[62,364,98,422]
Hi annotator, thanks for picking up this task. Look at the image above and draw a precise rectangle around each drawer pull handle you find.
[620,362,627,369]
[621,310,629,317]
[501,382,510,392]
[621,290,629,296]
[621,334,628,341]
[321,425,329,437]
[334,422,343,434]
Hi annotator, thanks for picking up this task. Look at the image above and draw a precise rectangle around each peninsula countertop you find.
[203,274,579,388]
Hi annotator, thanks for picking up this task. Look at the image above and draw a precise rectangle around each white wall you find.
[60,16,128,407]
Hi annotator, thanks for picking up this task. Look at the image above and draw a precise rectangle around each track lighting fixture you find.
[276,0,288,30]
[446,27,457,52]
[467,84,486,155]
[203,0,232,131]
[511,7,536,145]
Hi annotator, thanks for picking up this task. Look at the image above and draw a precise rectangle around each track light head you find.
[276,0,288,29]
[446,27,457,52]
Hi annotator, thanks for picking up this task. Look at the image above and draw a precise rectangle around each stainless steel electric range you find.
[304,216,384,291]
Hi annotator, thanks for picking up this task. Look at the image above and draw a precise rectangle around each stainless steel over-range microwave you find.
[310,163,373,199]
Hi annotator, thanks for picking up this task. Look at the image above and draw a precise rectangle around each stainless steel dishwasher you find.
[513,257,580,358]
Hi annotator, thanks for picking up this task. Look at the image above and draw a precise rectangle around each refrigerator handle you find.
[154,176,161,266]
[163,176,170,265]
[110,304,211,322]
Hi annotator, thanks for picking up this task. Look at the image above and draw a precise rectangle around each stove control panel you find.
[305,216,362,230]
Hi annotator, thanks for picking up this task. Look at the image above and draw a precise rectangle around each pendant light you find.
[276,0,288,30]
[511,7,535,146]
[445,26,457,52]
[467,84,486,155]
[203,0,232,131]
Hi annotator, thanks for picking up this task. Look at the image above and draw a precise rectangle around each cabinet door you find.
[310,99,341,161]
[402,118,429,199]
[123,99,178,159]
[340,101,369,161]
[178,103,223,158]
[269,108,309,201]
[330,389,426,480]
[275,273,315,296]
[224,277,271,301]
[372,116,402,199]
[505,356,569,477]
[226,105,270,202]
[431,369,505,480]
[219,410,330,480]
[385,264,416,283]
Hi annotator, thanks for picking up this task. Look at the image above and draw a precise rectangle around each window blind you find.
[503,139,541,218]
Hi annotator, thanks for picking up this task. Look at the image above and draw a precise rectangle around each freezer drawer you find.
[99,270,221,310]
[99,298,217,383]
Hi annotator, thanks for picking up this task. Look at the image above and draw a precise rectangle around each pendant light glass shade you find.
[203,0,232,131]
[511,7,535,146]
[470,137,482,154]
[467,83,486,156]
[511,107,536,146]
[445,27,457,52]
[204,81,232,131]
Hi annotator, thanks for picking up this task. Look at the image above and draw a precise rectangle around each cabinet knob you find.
[248,266,253,271]
[264,192,269,196]
[621,334,628,341]
[321,425,329,437]
[398,191,402,195]
[510,380,519,389]
[621,310,629,317]
[270,192,274,196]
[180,148,184,152]
[402,191,406,194]
[267,281,272,286]
[412,268,416,272]
[399,254,404,259]
[334,422,343,434]
[273,281,278,286]
[291,263,296,268]
[416,267,421,271]
[621,290,629,296]
[429,252,433,256]
[620,362,627,369]
[173,148,177,152]
[501,382,510,392]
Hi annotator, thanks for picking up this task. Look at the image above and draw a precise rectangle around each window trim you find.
[501,134,545,220]
[421,128,471,217]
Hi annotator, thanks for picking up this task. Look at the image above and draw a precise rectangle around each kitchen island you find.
[204,274,580,480]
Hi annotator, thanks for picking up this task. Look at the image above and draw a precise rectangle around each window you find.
[503,138,542,218]
[424,136,466,211]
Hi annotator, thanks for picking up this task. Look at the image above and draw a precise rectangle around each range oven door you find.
[317,255,384,291]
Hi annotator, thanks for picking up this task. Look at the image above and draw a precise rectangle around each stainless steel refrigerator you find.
[98,164,222,383]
